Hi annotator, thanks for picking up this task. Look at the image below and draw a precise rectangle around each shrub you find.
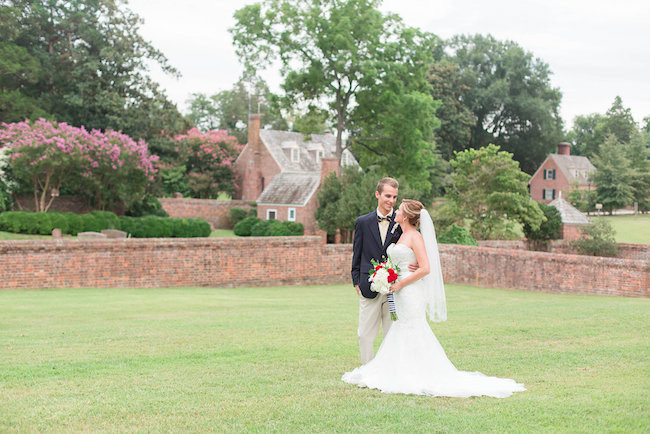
[267,220,292,236]
[285,222,304,236]
[247,207,257,217]
[571,220,619,257]
[250,219,273,236]
[523,203,562,241]
[233,216,261,236]
[126,195,169,217]
[229,207,249,227]
[437,224,478,246]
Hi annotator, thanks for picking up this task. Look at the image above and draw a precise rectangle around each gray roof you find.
[549,196,590,225]
[259,130,357,171]
[549,154,596,186]
[254,129,359,206]
[257,172,321,206]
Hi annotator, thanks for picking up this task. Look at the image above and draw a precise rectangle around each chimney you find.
[557,142,571,155]
[248,113,261,153]
[320,157,340,182]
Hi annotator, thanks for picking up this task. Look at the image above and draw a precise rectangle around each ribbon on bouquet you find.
[387,293,398,321]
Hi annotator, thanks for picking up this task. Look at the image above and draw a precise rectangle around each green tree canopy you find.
[446,34,564,174]
[591,135,635,214]
[446,144,544,240]
[186,76,287,143]
[1,0,189,141]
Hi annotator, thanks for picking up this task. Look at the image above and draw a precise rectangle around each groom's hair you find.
[376,177,399,193]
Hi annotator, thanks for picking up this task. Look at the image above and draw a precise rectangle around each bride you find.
[342,199,525,398]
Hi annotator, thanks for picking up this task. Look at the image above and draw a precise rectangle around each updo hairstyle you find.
[401,199,424,227]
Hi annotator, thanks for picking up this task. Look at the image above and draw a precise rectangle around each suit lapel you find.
[370,211,382,249]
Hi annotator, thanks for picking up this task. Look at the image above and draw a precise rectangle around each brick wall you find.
[159,198,254,229]
[478,240,650,261]
[1,238,647,296]
[13,195,93,214]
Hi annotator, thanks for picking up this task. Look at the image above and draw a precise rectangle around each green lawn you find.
[591,214,650,244]
[0,230,51,240]
[210,229,236,238]
[1,285,647,432]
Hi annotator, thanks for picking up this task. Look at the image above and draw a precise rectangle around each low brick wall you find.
[1,238,647,296]
[478,240,650,261]
[159,198,254,229]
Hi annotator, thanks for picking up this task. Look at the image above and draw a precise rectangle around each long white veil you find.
[419,209,447,322]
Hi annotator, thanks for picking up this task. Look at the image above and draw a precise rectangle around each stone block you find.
[101,229,127,239]
[77,231,107,239]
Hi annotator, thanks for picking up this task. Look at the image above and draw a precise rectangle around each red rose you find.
[388,274,397,283]
[375,265,382,271]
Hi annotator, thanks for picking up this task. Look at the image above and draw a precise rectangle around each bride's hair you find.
[401,199,424,226]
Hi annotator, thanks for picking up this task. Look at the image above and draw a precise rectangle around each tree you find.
[624,133,650,212]
[427,61,475,160]
[231,0,442,167]
[0,145,16,211]
[186,76,287,143]
[446,144,544,240]
[523,202,562,250]
[591,135,634,214]
[447,34,564,174]
[170,129,243,199]
[0,119,159,212]
[569,97,640,158]
[2,0,189,141]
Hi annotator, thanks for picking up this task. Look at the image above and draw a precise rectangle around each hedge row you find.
[233,216,304,237]
[0,211,211,238]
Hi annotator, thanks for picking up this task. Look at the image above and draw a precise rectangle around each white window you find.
[543,169,556,180]
[317,150,324,162]
[288,208,296,222]
[291,148,300,162]
[266,209,277,220]
[543,189,556,200]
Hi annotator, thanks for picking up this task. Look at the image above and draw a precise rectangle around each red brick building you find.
[233,114,358,234]
[529,142,596,203]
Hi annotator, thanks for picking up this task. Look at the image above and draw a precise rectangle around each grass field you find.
[1,284,647,432]
[592,214,650,244]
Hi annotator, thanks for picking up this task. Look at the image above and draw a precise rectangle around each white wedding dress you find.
[342,243,526,398]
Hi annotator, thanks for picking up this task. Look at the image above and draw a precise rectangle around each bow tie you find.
[377,215,393,223]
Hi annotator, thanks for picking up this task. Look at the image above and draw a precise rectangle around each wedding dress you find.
[342,227,525,398]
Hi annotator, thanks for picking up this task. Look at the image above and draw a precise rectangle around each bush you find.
[437,224,478,246]
[285,222,304,236]
[523,203,562,241]
[125,195,169,217]
[267,220,292,236]
[229,207,249,227]
[571,220,619,257]
[251,219,273,236]
[248,207,257,217]
[233,216,261,236]
[0,210,210,238]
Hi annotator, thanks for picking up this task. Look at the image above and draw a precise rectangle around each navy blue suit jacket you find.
[351,210,403,299]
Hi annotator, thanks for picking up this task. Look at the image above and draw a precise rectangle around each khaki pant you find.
[358,293,392,364]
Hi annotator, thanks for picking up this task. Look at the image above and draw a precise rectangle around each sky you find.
[127,0,650,129]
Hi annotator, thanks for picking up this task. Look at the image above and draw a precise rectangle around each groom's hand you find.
[408,263,419,272]
[355,285,360,295]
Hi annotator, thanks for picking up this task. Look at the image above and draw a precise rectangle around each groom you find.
[351,177,404,364]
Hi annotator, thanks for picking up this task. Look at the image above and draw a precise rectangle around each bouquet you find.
[368,258,399,320]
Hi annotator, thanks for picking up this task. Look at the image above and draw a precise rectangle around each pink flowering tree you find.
[0,119,158,212]
[171,128,242,198]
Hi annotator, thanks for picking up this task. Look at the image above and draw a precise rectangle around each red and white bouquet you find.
[368,258,399,320]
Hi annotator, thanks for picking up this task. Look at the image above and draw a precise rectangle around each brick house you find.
[529,142,596,203]
[233,114,358,234]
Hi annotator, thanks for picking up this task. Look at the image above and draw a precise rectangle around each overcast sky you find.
[128,0,650,129]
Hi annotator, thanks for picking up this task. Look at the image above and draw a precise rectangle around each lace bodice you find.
[387,243,416,275]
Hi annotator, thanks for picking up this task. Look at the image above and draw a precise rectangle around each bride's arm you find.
[390,234,430,292]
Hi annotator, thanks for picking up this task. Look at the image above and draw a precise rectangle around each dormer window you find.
[291,148,300,162]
